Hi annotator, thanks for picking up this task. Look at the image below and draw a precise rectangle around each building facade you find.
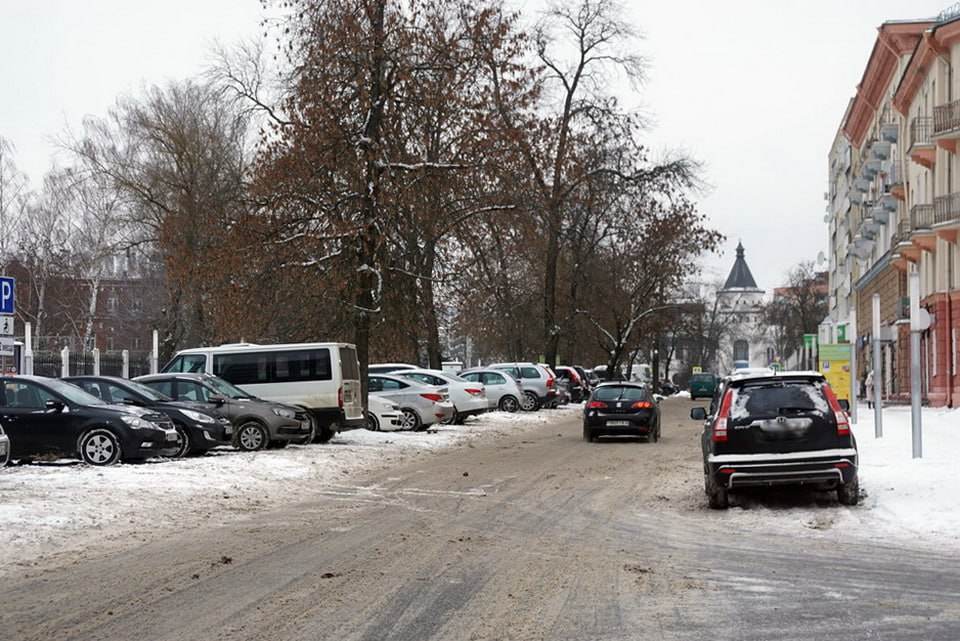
[830,12,960,407]
[716,243,774,372]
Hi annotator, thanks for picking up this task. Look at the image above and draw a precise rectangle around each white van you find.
[162,342,364,442]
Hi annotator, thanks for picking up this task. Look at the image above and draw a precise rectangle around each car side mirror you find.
[209,395,226,406]
[690,407,707,421]
[45,400,66,413]
[838,399,850,412]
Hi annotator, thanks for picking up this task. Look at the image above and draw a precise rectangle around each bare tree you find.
[0,137,29,271]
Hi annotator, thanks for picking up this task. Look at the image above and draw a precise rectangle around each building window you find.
[107,337,115,351]
[107,296,118,314]
[133,337,142,350]
[733,340,749,362]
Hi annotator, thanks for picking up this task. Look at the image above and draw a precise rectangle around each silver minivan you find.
[488,362,557,411]
[163,342,364,443]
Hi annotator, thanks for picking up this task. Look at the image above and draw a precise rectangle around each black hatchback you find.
[65,376,233,457]
[582,382,661,442]
[691,371,858,509]
[0,376,179,465]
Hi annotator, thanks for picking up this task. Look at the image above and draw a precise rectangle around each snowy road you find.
[2,399,959,640]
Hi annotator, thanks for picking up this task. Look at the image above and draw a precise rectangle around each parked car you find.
[555,366,587,403]
[579,367,600,389]
[163,342,365,443]
[688,372,719,400]
[488,362,556,411]
[367,374,454,430]
[396,369,488,424]
[582,381,661,443]
[0,375,179,465]
[134,373,313,451]
[367,363,418,375]
[65,375,233,458]
[459,369,524,413]
[0,423,9,467]
[690,371,858,510]
[365,395,402,431]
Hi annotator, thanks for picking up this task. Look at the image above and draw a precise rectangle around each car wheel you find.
[400,409,421,431]
[78,429,122,466]
[520,392,540,412]
[236,421,268,451]
[706,474,729,510]
[498,395,520,413]
[294,414,317,445]
[314,422,336,444]
[444,407,459,425]
[367,411,381,431]
[171,425,190,458]
[582,423,595,443]
[837,475,860,506]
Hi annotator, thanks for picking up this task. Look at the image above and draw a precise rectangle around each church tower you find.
[717,242,770,370]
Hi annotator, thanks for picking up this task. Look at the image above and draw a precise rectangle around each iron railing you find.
[892,215,912,245]
[934,100,960,135]
[911,203,935,230]
[910,117,934,148]
[935,192,960,225]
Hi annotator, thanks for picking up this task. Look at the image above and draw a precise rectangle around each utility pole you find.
[849,309,857,424]
[872,293,882,438]
[909,272,923,458]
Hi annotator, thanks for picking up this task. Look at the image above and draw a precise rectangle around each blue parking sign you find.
[0,277,14,314]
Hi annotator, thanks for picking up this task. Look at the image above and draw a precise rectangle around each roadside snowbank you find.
[0,407,581,575]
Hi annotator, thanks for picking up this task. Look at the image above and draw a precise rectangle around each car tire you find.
[314,422,336,444]
[294,414,317,445]
[837,475,860,506]
[400,409,421,431]
[171,425,191,458]
[444,408,459,425]
[78,429,122,466]
[498,395,520,413]
[582,423,595,443]
[706,474,729,510]
[520,392,541,412]
[236,421,269,451]
[367,411,381,431]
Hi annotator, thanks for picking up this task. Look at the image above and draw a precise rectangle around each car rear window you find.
[731,382,829,420]
[690,374,714,383]
[594,386,647,402]
[520,367,541,379]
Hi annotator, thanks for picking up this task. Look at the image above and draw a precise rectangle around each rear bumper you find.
[707,448,858,489]
[584,413,653,435]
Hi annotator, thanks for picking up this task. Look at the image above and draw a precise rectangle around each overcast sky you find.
[0,0,952,289]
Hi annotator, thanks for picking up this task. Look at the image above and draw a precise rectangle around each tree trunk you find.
[422,241,442,369]
[542,217,560,367]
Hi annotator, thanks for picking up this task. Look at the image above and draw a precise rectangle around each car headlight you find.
[272,407,296,419]
[120,415,149,429]
[180,409,215,424]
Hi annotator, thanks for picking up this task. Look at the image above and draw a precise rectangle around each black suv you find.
[0,376,179,465]
[691,372,858,509]
[583,382,661,442]
[65,376,233,457]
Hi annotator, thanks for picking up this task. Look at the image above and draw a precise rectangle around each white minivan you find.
[162,342,364,442]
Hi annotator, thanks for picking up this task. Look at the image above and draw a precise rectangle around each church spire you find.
[723,242,759,290]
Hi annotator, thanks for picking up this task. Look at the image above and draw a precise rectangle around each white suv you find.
[488,362,556,411]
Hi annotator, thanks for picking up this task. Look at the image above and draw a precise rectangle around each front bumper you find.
[273,417,314,440]
[707,448,859,489]
[135,428,180,458]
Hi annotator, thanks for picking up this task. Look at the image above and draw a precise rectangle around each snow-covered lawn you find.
[0,407,580,576]
[716,403,960,549]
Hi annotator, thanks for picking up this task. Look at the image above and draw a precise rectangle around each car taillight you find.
[421,393,443,402]
[587,400,607,409]
[465,388,484,396]
[338,386,343,409]
[822,384,850,436]
[713,389,733,443]
[632,401,653,409]
[546,377,555,389]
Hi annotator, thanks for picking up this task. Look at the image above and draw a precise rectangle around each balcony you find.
[933,192,960,242]
[910,203,937,251]
[933,99,960,151]
[909,117,936,168]
[891,215,919,269]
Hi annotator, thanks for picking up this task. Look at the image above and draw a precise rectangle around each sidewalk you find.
[852,403,959,543]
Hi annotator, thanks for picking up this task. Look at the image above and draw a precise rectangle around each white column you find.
[92,348,101,376]
[60,346,69,378]
[150,329,159,374]
[23,322,33,376]
[122,349,130,379]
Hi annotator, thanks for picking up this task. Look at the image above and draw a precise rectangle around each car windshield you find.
[44,379,106,406]
[594,386,647,402]
[125,380,171,402]
[203,375,255,399]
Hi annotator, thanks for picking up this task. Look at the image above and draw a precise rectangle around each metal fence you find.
[28,350,152,379]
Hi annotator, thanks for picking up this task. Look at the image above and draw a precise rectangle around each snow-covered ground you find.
[0,407,580,576]
[718,403,960,549]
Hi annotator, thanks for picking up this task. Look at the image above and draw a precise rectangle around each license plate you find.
[606,420,631,427]
[224,425,233,435]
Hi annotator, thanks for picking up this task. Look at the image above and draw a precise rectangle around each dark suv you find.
[691,372,858,509]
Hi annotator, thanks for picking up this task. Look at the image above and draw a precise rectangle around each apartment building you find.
[829,12,960,407]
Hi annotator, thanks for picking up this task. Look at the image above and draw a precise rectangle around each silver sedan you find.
[458,369,525,413]
[367,374,454,431]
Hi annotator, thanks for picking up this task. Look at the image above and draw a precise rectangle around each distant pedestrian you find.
[865,369,875,409]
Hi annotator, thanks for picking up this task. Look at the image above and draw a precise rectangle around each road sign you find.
[692,366,702,374]
[0,277,14,314]
[0,337,14,357]
[803,334,817,349]
[0,316,13,336]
